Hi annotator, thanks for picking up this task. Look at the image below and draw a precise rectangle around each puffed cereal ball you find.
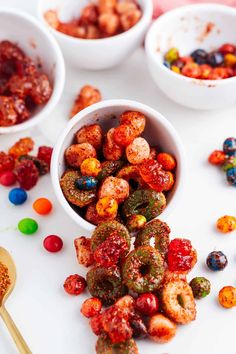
[96,197,118,219]
[65,143,97,168]
[216,215,236,233]
[218,286,236,308]
[157,153,176,171]
[189,277,211,299]
[80,158,102,177]
[126,137,150,164]
[98,176,129,204]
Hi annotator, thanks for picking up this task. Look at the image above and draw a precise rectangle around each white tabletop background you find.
[0,1,236,353]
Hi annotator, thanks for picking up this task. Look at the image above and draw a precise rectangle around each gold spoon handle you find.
[0,305,32,354]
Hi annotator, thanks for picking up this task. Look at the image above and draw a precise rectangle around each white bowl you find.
[0,8,65,134]
[145,4,236,110]
[37,0,153,70]
[51,99,186,232]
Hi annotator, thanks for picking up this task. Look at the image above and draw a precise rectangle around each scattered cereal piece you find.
[64,274,87,295]
[189,277,211,299]
[216,215,236,233]
[81,158,102,177]
[218,286,236,308]
[81,297,102,318]
[206,251,228,271]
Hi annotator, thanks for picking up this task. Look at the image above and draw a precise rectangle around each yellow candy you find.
[216,215,236,233]
[218,286,236,308]
[171,65,180,74]
[224,53,236,67]
[164,48,179,63]
[80,158,102,177]
[96,197,118,219]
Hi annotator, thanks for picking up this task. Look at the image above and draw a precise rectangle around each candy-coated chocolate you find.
[33,198,53,215]
[18,218,38,235]
[9,188,27,205]
[0,171,16,186]
[43,235,63,252]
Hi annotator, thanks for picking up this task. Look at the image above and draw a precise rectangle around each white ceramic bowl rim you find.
[0,7,65,134]
[145,3,236,85]
[38,0,153,45]
[51,99,186,231]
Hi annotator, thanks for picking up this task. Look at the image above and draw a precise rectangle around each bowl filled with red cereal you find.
[0,8,65,134]
[145,4,236,110]
[38,0,153,70]
[51,99,186,231]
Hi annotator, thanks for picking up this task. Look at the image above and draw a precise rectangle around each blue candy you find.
[226,167,236,186]
[75,176,97,190]
[206,251,228,271]
[163,60,171,69]
[223,137,236,156]
[9,188,27,205]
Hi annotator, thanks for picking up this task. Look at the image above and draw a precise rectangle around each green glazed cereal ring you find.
[122,189,166,221]
[97,160,124,182]
[116,165,146,191]
[122,246,164,294]
[60,170,96,207]
[135,219,170,256]
[96,335,139,354]
[91,220,130,252]
[87,265,126,305]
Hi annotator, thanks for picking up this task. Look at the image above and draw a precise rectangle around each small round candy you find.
[223,156,236,171]
[75,176,98,190]
[80,158,102,177]
[96,197,118,219]
[18,218,38,235]
[191,49,208,64]
[189,277,211,299]
[223,137,236,156]
[126,214,146,233]
[218,286,236,308]
[9,188,27,205]
[226,167,236,186]
[43,235,63,253]
[208,150,226,165]
[0,171,16,186]
[216,215,236,233]
[164,48,179,63]
[207,51,224,67]
[206,251,228,271]
[33,198,53,215]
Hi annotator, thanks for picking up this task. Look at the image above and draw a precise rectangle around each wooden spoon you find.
[0,247,32,354]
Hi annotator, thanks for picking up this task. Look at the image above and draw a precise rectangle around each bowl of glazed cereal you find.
[51,99,186,231]
[38,0,153,70]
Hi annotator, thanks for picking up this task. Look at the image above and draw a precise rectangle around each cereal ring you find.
[120,111,146,136]
[97,160,124,181]
[76,124,103,151]
[103,128,124,161]
[60,170,96,207]
[87,265,126,305]
[98,176,129,203]
[116,165,146,191]
[91,220,130,252]
[135,219,170,256]
[122,246,165,293]
[161,279,196,324]
[126,138,150,165]
[96,335,139,354]
[122,189,166,221]
[65,143,97,168]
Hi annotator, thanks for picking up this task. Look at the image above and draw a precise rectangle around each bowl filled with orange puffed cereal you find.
[0,8,65,134]
[145,4,236,110]
[38,0,153,70]
[51,99,185,231]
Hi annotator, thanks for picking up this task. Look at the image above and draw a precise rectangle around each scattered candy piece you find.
[208,150,226,165]
[33,198,53,215]
[226,167,236,186]
[216,215,236,233]
[43,235,63,253]
[223,137,236,156]
[167,238,197,272]
[64,274,87,295]
[135,293,159,316]
[206,251,228,271]
[189,277,211,299]
[0,171,16,186]
[9,188,27,205]
[218,286,236,308]
[18,218,38,235]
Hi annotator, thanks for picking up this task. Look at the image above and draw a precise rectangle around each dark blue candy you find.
[206,251,228,271]
[223,137,236,156]
[75,176,97,190]
[191,49,207,64]
[207,51,224,67]
[9,188,27,205]
[226,167,236,186]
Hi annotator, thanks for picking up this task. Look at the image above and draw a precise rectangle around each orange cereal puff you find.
[70,85,102,118]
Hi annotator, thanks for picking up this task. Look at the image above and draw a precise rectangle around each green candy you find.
[223,156,236,171]
[18,218,38,235]
[189,277,211,299]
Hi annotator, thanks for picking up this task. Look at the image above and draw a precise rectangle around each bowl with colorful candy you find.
[51,99,185,231]
[38,0,153,70]
[0,8,65,134]
[145,4,236,110]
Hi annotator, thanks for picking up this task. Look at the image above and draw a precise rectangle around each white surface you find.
[146,4,236,110]
[0,8,65,134]
[0,1,236,354]
[51,99,186,231]
[38,0,153,69]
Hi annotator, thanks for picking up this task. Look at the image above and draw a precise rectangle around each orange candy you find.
[33,198,53,215]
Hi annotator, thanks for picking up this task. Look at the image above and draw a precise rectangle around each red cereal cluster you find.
[167,238,197,272]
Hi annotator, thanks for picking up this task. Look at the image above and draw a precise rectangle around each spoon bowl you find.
[0,247,16,305]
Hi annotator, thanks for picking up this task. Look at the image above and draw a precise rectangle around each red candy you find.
[43,235,63,253]
[182,63,201,78]
[208,150,226,165]
[81,297,102,318]
[37,146,53,167]
[15,159,39,190]
[167,238,195,272]
[0,170,16,186]
[63,274,87,295]
[93,231,128,267]
[219,43,236,55]
[0,151,15,174]
[139,159,171,192]
[9,137,34,159]
[135,293,159,316]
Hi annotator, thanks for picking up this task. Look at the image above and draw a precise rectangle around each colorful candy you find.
[189,277,211,299]
[218,286,236,308]
[208,150,226,165]
[43,235,63,253]
[64,274,87,295]
[18,218,38,235]
[8,188,27,205]
[15,160,39,190]
[223,137,236,156]
[167,238,197,273]
[75,176,98,190]
[0,171,16,186]
[206,251,228,271]
[135,293,159,316]
[33,198,53,215]
[216,215,236,233]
